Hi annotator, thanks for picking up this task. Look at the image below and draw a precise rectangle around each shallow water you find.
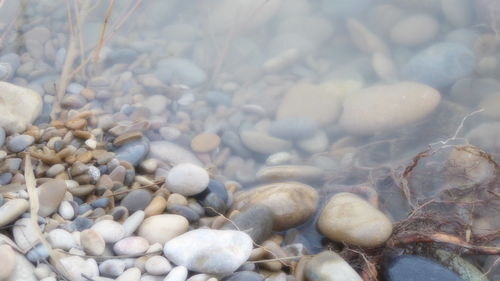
[0,0,499,280]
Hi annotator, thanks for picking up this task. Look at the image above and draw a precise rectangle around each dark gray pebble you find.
[166,204,200,222]
[222,205,273,244]
[90,198,110,209]
[120,189,153,213]
[111,206,129,221]
[115,138,150,166]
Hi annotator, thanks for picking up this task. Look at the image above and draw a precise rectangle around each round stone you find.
[232,182,318,230]
[0,198,29,227]
[91,220,125,243]
[80,229,106,256]
[191,133,221,153]
[6,134,35,152]
[339,82,441,135]
[145,255,172,276]
[318,192,393,247]
[113,236,149,256]
[164,229,253,275]
[137,214,189,245]
[0,82,42,134]
[38,179,67,217]
[120,189,153,213]
[167,163,209,196]
[116,267,141,281]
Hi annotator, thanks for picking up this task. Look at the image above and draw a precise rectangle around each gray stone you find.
[155,58,207,86]
[222,205,273,244]
[222,271,264,281]
[115,138,150,166]
[268,117,318,140]
[120,189,153,212]
[0,127,5,147]
[6,135,35,152]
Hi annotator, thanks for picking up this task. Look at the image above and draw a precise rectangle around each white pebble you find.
[116,267,141,281]
[145,256,172,276]
[99,259,126,278]
[166,163,209,196]
[113,236,149,256]
[163,266,188,281]
[58,200,75,220]
[91,219,125,243]
[123,210,145,237]
[48,229,77,250]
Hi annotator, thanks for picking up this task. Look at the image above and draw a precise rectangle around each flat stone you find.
[115,138,150,166]
[0,199,29,227]
[164,229,253,275]
[120,189,153,212]
[222,205,273,244]
[6,135,34,152]
[91,220,125,243]
[276,83,341,125]
[240,130,292,154]
[145,255,172,276]
[38,179,67,217]
[385,255,464,281]
[318,192,393,247]
[0,244,16,280]
[114,236,149,256]
[138,214,189,245]
[256,165,323,182]
[167,163,209,196]
[191,133,221,153]
[232,182,318,230]
[0,82,42,134]
[401,42,475,89]
[80,229,105,256]
[305,251,363,281]
[150,141,202,166]
[390,14,439,46]
[339,82,441,135]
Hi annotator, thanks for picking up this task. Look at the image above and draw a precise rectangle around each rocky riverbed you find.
[0,1,499,281]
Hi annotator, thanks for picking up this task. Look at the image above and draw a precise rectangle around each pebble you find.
[401,42,475,89]
[297,130,329,154]
[268,117,318,140]
[195,179,228,216]
[60,256,99,281]
[240,130,292,154]
[38,179,67,217]
[6,252,37,281]
[0,127,5,147]
[222,271,264,281]
[276,83,341,125]
[190,133,221,153]
[256,165,323,182]
[0,198,29,227]
[390,14,439,46]
[164,229,253,275]
[138,214,189,245]
[115,138,150,166]
[385,255,464,281]
[99,259,126,278]
[318,192,393,247]
[339,82,441,135]
[91,219,126,243]
[167,163,209,196]
[145,256,172,275]
[0,244,16,280]
[144,95,170,115]
[114,236,150,256]
[347,18,388,54]
[116,267,141,281]
[163,266,188,281]
[233,182,318,230]
[6,134,35,152]
[305,251,363,281]
[150,141,203,166]
[123,210,146,237]
[222,205,273,243]
[26,243,49,262]
[144,196,168,217]
[166,205,200,222]
[121,189,153,212]
[69,217,94,232]
[113,132,144,147]
[0,82,42,134]
[80,229,106,256]
[47,229,77,250]
[155,58,207,86]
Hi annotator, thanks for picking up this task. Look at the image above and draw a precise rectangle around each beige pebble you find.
[144,196,168,217]
[137,214,189,245]
[80,229,106,256]
[190,133,221,153]
[166,193,188,207]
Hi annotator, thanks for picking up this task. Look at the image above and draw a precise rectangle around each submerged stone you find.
[385,255,465,281]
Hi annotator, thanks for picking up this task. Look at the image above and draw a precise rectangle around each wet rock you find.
[91,219,125,243]
[166,163,209,196]
[196,179,228,216]
[120,189,153,212]
[115,138,150,166]
[256,165,323,182]
[268,117,318,140]
[385,255,465,281]
[390,14,439,46]
[277,83,341,125]
[240,130,292,154]
[164,229,253,275]
[233,182,318,230]
[0,199,29,227]
[6,135,34,152]
[113,236,149,256]
[339,82,441,135]
[138,214,189,245]
[222,205,273,244]
[318,192,392,247]
[0,82,42,134]
[401,42,475,89]
[305,251,363,281]
[38,179,67,217]
[150,141,202,166]
[155,58,207,86]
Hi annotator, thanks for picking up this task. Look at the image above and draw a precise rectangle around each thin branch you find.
[93,0,116,63]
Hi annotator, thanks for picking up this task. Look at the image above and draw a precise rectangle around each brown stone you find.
[65,118,87,130]
[190,133,221,153]
[113,131,143,146]
[144,196,168,217]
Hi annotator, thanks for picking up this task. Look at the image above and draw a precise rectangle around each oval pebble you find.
[80,229,106,256]
[6,134,34,152]
[121,189,153,212]
[0,198,29,227]
[167,163,209,196]
[145,255,172,276]
[113,236,149,256]
[91,219,125,243]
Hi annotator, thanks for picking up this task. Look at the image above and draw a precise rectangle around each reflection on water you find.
[0,0,499,280]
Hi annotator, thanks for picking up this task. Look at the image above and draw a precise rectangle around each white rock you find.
[297,130,329,153]
[150,141,202,166]
[164,229,253,275]
[138,214,189,245]
[0,245,16,280]
[305,251,363,281]
[116,267,141,281]
[13,218,39,252]
[58,201,75,220]
[145,256,172,276]
[123,210,145,237]
[144,95,170,115]
[141,275,165,281]
[59,256,99,281]
[99,259,126,278]
[91,219,125,243]
[0,199,29,227]
[6,252,37,281]
[47,229,77,250]
[167,163,209,196]
[339,82,441,135]
[0,82,42,134]
[163,266,188,281]
[113,236,149,256]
